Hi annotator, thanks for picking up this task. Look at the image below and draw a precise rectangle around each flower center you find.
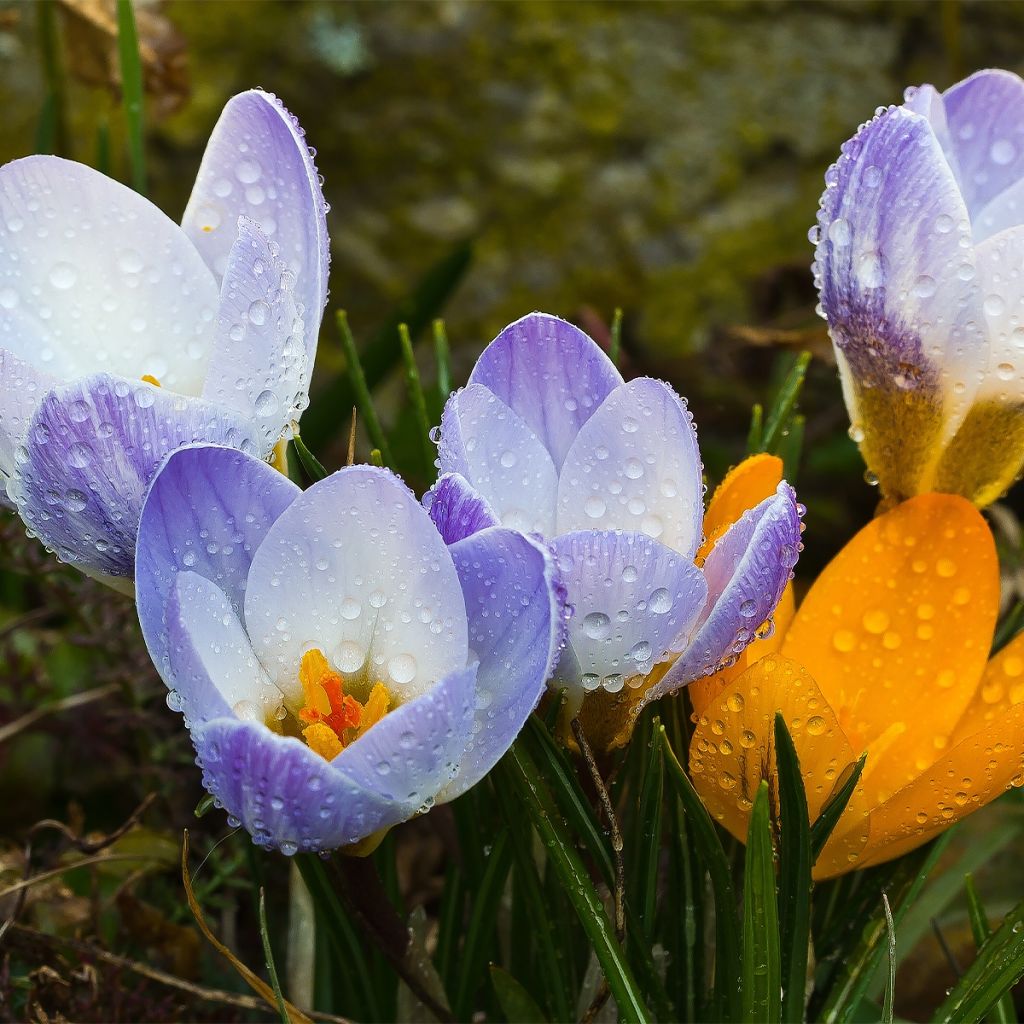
[293,648,391,760]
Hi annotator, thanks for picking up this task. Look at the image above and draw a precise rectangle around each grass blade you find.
[761,352,812,454]
[742,781,782,1024]
[747,402,764,454]
[810,753,866,861]
[775,713,812,1023]
[609,307,623,366]
[116,0,147,195]
[490,965,549,1023]
[36,0,68,157]
[881,894,896,1024]
[292,435,328,482]
[433,318,452,399]
[258,888,290,1024]
[631,716,664,940]
[661,725,741,1021]
[336,311,393,467]
[943,878,1024,1024]
[398,323,437,476]
[500,741,651,1023]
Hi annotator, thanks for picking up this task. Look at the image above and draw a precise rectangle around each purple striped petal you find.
[444,527,564,798]
[468,312,623,470]
[941,70,1024,221]
[136,444,300,676]
[202,219,307,447]
[439,384,558,536]
[190,717,398,854]
[163,571,280,728]
[422,472,499,545]
[181,89,329,365]
[11,374,260,578]
[556,378,704,560]
[0,156,218,394]
[243,465,468,705]
[332,664,476,815]
[816,105,983,400]
[648,483,800,702]
[551,529,707,705]
[0,348,55,486]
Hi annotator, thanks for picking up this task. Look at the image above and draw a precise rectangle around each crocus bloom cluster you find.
[0,89,328,584]
[815,69,1024,508]
[690,481,1024,877]
[431,312,803,747]
[135,445,562,854]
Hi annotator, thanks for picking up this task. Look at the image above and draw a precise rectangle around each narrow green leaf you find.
[398,323,437,476]
[819,835,952,1023]
[295,854,381,1020]
[774,713,812,1023]
[116,0,147,195]
[810,753,867,861]
[193,793,216,819]
[302,243,472,447]
[949,876,1022,1024]
[95,119,111,176]
[632,717,664,939]
[609,307,624,366]
[992,599,1024,655]
[747,402,764,454]
[257,888,290,1024]
[762,352,812,454]
[292,435,328,482]
[434,864,463,996]
[490,965,549,1024]
[453,833,513,1019]
[742,781,782,1024]
[336,311,393,466]
[500,742,651,1024]
[495,779,573,1022]
[36,0,68,157]
[776,412,805,484]
[881,894,896,1024]
[433,318,452,399]
[661,725,741,1022]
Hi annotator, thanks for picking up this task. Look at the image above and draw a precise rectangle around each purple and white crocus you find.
[429,312,801,726]
[0,89,329,586]
[815,68,1024,507]
[135,445,562,853]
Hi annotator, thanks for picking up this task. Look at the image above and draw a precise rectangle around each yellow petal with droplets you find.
[688,654,869,874]
[854,701,1024,870]
[302,721,344,761]
[781,493,998,796]
[950,629,1024,744]
[697,453,784,565]
[689,584,795,718]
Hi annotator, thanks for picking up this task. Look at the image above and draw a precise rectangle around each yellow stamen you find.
[302,721,344,761]
[299,649,334,717]
[353,683,391,741]
[141,374,162,387]
[270,437,290,476]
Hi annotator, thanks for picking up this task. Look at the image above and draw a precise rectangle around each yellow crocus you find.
[688,485,1024,878]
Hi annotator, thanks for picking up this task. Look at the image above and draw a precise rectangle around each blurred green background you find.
[3,2,1024,1019]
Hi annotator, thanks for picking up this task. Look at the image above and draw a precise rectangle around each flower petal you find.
[688,654,870,878]
[422,472,499,545]
[0,156,219,395]
[332,664,476,814]
[244,465,468,705]
[949,628,1024,744]
[190,717,397,853]
[781,493,998,796]
[439,384,558,536]
[0,348,55,485]
[443,527,564,798]
[163,571,280,728]
[181,89,329,363]
[202,219,307,448]
[815,106,984,499]
[468,312,623,470]
[556,378,704,560]
[941,70,1024,222]
[648,483,800,703]
[854,701,1024,871]
[11,374,259,578]
[697,453,783,563]
[136,444,299,676]
[551,529,707,703]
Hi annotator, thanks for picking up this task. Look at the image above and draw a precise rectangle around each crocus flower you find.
[814,68,1024,508]
[134,444,562,854]
[689,488,1024,878]
[0,89,329,585]
[430,312,803,748]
